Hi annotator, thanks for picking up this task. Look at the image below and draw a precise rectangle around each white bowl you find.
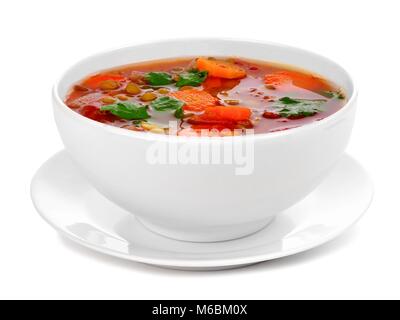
[53,38,357,242]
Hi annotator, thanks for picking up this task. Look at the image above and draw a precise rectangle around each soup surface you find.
[65,57,346,136]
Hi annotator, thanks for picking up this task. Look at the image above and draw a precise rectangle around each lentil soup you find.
[65,57,346,136]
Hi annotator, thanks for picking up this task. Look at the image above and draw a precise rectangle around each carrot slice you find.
[188,106,252,131]
[265,71,330,92]
[264,73,292,87]
[202,77,241,96]
[289,71,330,92]
[83,74,126,89]
[201,106,251,121]
[169,89,218,112]
[197,58,246,79]
[202,76,223,91]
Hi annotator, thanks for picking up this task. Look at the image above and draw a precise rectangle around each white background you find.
[0,0,399,300]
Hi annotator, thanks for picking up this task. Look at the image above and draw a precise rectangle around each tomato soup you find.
[65,57,346,136]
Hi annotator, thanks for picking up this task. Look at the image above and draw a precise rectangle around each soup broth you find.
[65,57,346,136]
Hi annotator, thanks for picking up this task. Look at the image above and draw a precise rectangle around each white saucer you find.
[31,151,373,271]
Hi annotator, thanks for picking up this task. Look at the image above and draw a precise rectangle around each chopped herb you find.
[145,72,173,86]
[279,97,301,105]
[174,107,184,119]
[270,97,326,119]
[151,96,185,119]
[101,102,150,120]
[322,90,345,100]
[151,96,184,111]
[175,69,208,87]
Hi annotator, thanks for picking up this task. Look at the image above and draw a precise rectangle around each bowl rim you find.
[53,37,358,142]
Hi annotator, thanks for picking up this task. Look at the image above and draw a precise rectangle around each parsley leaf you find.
[145,72,173,86]
[175,69,208,87]
[101,102,150,120]
[322,90,345,100]
[174,107,184,119]
[151,97,185,119]
[279,97,301,105]
[270,97,326,118]
[151,96,184,111]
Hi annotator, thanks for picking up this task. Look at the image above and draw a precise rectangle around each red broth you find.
[65,57,346,136]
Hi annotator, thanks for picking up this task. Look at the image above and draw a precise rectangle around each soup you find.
[65,57,346,136]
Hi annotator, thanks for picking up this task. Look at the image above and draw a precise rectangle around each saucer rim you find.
[31,151,374,269]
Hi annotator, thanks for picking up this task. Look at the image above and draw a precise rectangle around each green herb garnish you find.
[175,69,208,87]
[322,90,345,100]
[101,102,150,120]
[151,96,185,119]
[174,107,184,119]
[151,96,184,111]
[145,72,173,86]
[271,97,326,118]
[279,97,301,105]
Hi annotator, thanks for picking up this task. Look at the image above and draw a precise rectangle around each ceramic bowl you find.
[53,38,357,242]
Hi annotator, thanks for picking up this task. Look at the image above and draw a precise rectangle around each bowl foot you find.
[135,216,275,243]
